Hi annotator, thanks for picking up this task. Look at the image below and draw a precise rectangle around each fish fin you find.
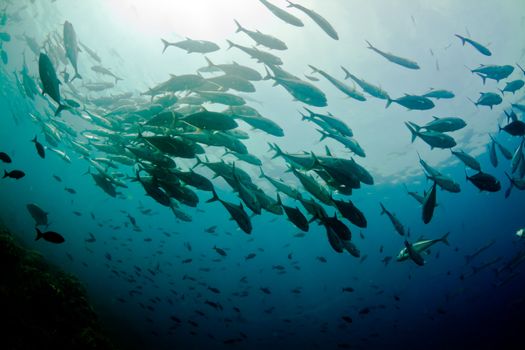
[161,38,171,54]
[55,103,67,116]
[233,19,243,33]
[454,34,466,45]
[340,66,351,80]
[206,189,220,203]
[379,202,386,215]
[308,64,319,74]
[35,227,43,241]
[404,122,417,143]
[440,232,450,246]
[204,56,214,67]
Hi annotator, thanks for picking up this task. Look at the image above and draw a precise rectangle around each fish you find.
[233,20,287,50]
[422,182,437,224]
[259,0,304,27]
[213,245,227,257]
[245,253,256,260]
[260,287,271,294]
[466,171,501,192]
[206,74,255,93]
[91,65,123,84]
[380,202,406,236]
[79,41,101,63]
[489,136,512,160]
[3,170,25,179]
[63,21,82,81]
[405,122,456,149]
[35,228,65,244]
[161,37,219,54]
[489,141,498,168]
[341,66,389,100]
[264,69,327,107]
[387,95,434,110]
[183,110,238,131]
[451,150,481,171]
[499,80,524,95]
[331,197,367,228]
[286,1,339,40]
[38,53,67,115]
[227,40,282,66]
[398,233,450,263]
[366,40,420,69]
[0,152,11,163]
[199,57,262,81]
[454,34,492,56]
[277,194,309,232]
[464,240,495,264]
[470,65,514,84]
[504,172,525,198]
[469,92,502,109]
[27,204,48,227]
[419,116,466,133]
[422,89,455,99]
[309,65,365,101]
[499,120,525,137]
[31,136,45,159]
[206,189,252,234]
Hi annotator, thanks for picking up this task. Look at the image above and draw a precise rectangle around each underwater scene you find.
[0,0,524,349]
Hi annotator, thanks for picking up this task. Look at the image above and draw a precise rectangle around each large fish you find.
[234,20,287,50]
[422,182,437,224]
[454,34,491,56]
[366,40,420,69]
[259,0,304,27]
[27,203,49,227]
[405,122,456,149]
[277,194,309,232]
[38,53,67,115]
[206,189,252,234]
[63,21,82,81]
[286,1,339,40]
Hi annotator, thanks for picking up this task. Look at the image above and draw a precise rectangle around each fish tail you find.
[316,129,328,141]
[308,65,319,74]
[517,63,525,73]
[440,232,450,246]
[192,156,203,169]
[364,40,374,50]
[226,40,235,50]
[161,38,170,54]
[258,167,265,179]
[285,0,294,8]
[206,189,220,203]
[115,76,123,84]
[404,122,417,143]
[385,98,393,108]
[205,56,214,67]
[504,172,514,199]
[466,97,477,108]
[270,143,283,159]
[262,66,273,81]
[35,227,43,241]
[276,193,282,206]
[2,170,8,179]
[340,66,351,80]
[71,71,82,81]
[55,103,68,116]
[379,202,386,215]
[233,19,243,33]
[454,34,466,45]
[325,145,332,156]
[32,135,37,143]
[498,88,505,95]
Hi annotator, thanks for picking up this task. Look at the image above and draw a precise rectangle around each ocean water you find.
[1,0,524,349]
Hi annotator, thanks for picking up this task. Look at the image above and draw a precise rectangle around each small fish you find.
[341,316,353,324]
[64,187,76,194]
[0,152,11,163]
[260,287,271,294]
[35,228,65,244]
[245,253,256,260]
[3,170,25,179]
[454,34,491,56]
[213,245,227,257]
[342,287,355,293]
[316,256,327,263]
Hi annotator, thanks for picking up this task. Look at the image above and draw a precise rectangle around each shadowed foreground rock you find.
[0,225,120,350]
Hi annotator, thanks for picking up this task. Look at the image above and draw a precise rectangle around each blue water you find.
[1,1,524,349]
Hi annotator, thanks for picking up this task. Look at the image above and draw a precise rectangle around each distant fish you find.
[161,37,219,54]
[422,89,455,99]
[0,151,11,163]
[31,136,45,159]
[387,95,434,110]
[3,169,25,179]
[213,245,227,257]
[454,34,492,56]
[63,21,82,81]
[27,203,48,227]
[233,19,287,50]
[35,228,65,244]
[259,0,304,27]
[286,1,339,40]
[366,40,420,69]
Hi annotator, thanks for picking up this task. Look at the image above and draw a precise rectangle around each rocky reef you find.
[0,224,120,350]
